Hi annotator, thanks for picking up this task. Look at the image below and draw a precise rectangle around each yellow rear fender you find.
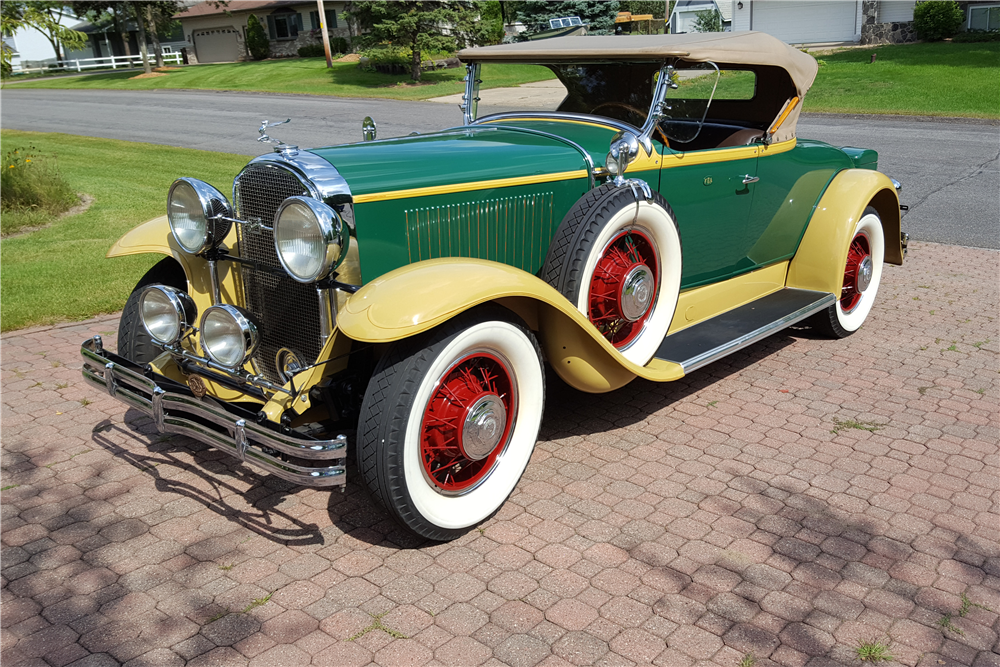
[338,258,685,393]
[787,169,902,295]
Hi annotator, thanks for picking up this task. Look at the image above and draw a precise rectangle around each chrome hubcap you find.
[461,395,508,461]
[619,264,654,322]
[856,255,873,293]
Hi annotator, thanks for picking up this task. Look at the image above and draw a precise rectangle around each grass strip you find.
[3,59,555,101]
[4,42,999,117]
[1,130,248,332]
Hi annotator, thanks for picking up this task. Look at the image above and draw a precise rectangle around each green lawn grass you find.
[805,41,1000,118]
[0,130,249,332]
[3,59,555,101]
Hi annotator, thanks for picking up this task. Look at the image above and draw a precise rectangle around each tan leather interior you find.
[716,129,764,148]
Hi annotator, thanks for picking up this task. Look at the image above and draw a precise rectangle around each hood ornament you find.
[258,119,298,155]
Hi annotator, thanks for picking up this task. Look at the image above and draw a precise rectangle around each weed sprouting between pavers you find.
[348,611,408,641]
[738,652,755,667]
[830,417,885,435]
[205,592,274,625]
[937,613,965,636]
[855,637,894,662]
[959,591,993,617]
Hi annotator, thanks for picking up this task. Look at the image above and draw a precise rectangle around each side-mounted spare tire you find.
[542,183,682,365]
[117,257,188,365]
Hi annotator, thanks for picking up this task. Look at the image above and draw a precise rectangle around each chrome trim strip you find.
[317,288,335,346]
[81,337,347,487]
[473,111,641,138]
[679,294,836,374]
[482,125,596,190]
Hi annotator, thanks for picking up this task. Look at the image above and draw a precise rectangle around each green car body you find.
[81,32,905,540]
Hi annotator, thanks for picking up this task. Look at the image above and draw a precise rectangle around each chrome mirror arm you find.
[637,65,677,156]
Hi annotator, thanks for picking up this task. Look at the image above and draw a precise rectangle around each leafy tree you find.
[692,8,722,32]
[516,1,621,35]
[348,1,484,81]
[246,13,270,60]
[477,1,505,45]
[1,2,87,75]
[912,0,964,41]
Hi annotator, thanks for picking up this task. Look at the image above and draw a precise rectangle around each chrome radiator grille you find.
[234,164,322,384]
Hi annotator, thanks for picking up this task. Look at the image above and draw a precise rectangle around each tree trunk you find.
[115,6,132,58]
[411,36,420,81]
[147,5,164,68]
[133,4,152,74]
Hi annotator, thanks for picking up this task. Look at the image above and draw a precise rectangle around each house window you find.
[969,5,1000,31]
[310,9,337,30]
[267,10,302,40]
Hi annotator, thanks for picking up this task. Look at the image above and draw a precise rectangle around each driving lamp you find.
[167,178,233,255]
[200,305,260,369]
[139,286,197,346]
[273,196,348,283]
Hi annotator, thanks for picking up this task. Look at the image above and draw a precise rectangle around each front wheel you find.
[357,306,545,541]
[811,207,885,338]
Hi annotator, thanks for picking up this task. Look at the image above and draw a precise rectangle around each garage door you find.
[751,1,858,44]
[194,27,241,63]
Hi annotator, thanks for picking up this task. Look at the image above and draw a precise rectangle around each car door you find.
[659,148,758,288]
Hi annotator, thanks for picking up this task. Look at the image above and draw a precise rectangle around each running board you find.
[655,288,836,374]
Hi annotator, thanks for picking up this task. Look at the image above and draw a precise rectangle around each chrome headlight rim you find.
[199,304,260,370]
[139,285,196,346]
[273,196,347,284]
[167,177,234,255]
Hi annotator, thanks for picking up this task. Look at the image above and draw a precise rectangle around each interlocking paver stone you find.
[2,242,998,666]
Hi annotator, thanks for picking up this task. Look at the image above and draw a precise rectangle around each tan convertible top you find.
[458,32,818,98]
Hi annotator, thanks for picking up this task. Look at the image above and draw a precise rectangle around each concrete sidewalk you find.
[2,242,998,667]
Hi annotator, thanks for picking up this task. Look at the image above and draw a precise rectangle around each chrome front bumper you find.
[81,336,346,487]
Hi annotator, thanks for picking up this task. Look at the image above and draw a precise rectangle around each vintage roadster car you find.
[81,33,906,541]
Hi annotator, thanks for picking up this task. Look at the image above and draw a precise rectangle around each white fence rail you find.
[54,52,183,72]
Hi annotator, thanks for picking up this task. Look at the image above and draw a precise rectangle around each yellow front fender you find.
[338,258,685,393]
[787,169,902,295]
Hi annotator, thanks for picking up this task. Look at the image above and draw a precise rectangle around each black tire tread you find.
[117,257,188,364]
[357,305,543,542]
[542,183,678,306]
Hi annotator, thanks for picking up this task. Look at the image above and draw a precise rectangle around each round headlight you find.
[274,196,347,283]
[167,178,233,255]
[605,152,620,175]
[200,305,259,369]
[139,286,196,345]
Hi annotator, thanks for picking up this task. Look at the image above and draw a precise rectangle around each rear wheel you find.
[357,306,545,541]
[811,207,885,338]
[117,257,187,364]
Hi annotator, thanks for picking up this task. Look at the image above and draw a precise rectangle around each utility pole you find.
[317,0,333,68]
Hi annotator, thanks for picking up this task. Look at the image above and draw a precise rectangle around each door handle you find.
[742,175,759,185]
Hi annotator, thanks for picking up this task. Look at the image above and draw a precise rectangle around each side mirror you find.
[605,131,640,186]
[362,116,377,142]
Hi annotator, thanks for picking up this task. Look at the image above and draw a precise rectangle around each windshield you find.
[550,61,725,144]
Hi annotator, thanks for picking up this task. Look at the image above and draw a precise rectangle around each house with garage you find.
[175,0,350,64]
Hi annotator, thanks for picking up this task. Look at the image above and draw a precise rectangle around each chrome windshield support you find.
[461,63,482,125]
[638,65,678,157]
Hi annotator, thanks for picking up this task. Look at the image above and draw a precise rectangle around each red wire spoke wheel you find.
[419,352,515,493]
[839,232,872,314]
[587,229,659,349]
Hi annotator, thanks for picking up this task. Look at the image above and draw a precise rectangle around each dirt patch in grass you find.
[129,72,169,80]
[336,53,360,62]
[2,193,94,238]
[154,66,183,72]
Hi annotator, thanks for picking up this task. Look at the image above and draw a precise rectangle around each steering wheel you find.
[589,102,670,148]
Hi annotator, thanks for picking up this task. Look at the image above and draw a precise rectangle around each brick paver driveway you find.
[2,241,998,667]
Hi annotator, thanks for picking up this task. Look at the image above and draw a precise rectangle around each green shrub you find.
[953,30,1000,42]
[297,43,325,57]
[331,37,349,54]
[246,14,270,60]
[1,146,78,236]
[359,44,411,73]
[913,0,964,41]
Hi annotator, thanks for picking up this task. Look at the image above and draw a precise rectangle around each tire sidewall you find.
[572,193,682,365]
[836,211,885,333]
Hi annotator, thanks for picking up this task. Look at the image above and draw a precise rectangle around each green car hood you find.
[307,123,612,198]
